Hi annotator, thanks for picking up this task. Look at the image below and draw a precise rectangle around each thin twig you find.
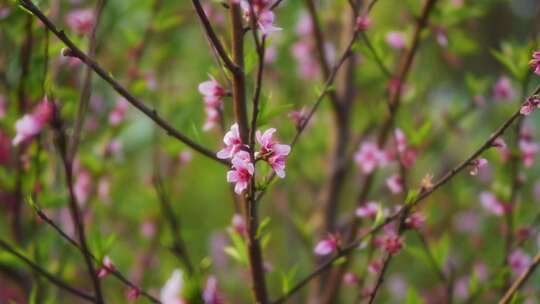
[499,250,540,304]
[17,0,228,166]
[0,239,97,303]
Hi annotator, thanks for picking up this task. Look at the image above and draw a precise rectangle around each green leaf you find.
[405,287,425,304]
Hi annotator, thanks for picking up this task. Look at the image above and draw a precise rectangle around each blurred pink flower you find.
[386,31,406,49]
[231,214,246,235]
[256,128,291,178]
[96,256,115,278]
[226,151,254,194]
[97,177,110,203]
[356,201,379,219]
[508,249,531,276]
[386,174,403,194]
[65,9,94,35]
[178,151,193,165]
[74,170,92,205]
[529,51,540,76]
[203,276,224,304]
[240,1,281,35]
[108,98,129,126]
[520,96,540,116]
[469,158,488,176]
[217,123,244,159]
[383,234,403,255]
[0,95,5,119]
[295,12,313,35]
[288,107,308,129]
[343,272,359,285]
[434,27,448,47]
[199,78,225,98]
[314,234,339,256]
[355,15,371,32]
[354,142,386,174]
[160,269,186,304]
[405,212,425,230]
[519,139,538,167]
[126,287,141,301]
[12,98,54,146]
[480,191,505,216]
[368,260,382,274]
[493,76,515,101]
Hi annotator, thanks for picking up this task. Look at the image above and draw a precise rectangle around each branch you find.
[17,0,228,166]
[499,250,540,304]
[271,89,531,302]
[0,239,97,303]
[32,206,161,303]
[69,0,107,161]
[191,0,240,74]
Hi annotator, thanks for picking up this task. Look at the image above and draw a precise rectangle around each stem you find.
[271,84,530,303]
[229,2,268,302]
[499,250,540,304]
[33,207,161,303]
[18,0,228,166]
[69,0,107,161]
[0,239,97,303]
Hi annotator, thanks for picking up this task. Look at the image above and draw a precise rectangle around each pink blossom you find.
[404,212,425,230]
[198,78,225,98]
[469,158,488,176]
[256,128,291,178]
[217,123,244,159]
[291,40,319,79]
[343,272,359,285]
[97,177,110,203]
[226,151,254,194]
[355,201,379,219]
[288,108,308,129]
[240,1,281,35]
[520,96,540,116]
[203,107,220,131]
[203,276,224,304]
[295,12,313,35]
[126,287,141,301]
[65,9,94,35]
[368,260,382,274]
[161,269,186,304]
[12,98,54,146]
[385,31,406,49]
[231,214,246,235]
[519,140,538,167]
[74,170,92,205]
[401,148,417,168]
[96,256,115,278]
[108,98,129,126]
[355,15,371,32]
[394,129,407,153]
[434,27,448,47]
[480,191,505,216]
[178,151,193,165]
[493,76,515,101]
[508,249,531,276]
[529,51,540,76]
[354,142,386,174]
[386,174,403,194]
[383,234,403,255]
[314,235,339,256]
[141,219,156,238]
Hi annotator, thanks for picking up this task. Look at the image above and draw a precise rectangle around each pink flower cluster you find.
[218,124,290,194]
[12,98,55,146]
[354,142,388,174]
[480,192,509,216]
[238,0,281,35]
[519,126,538,167]
[96,256,115,278]
[492,76,515,101]
[198,77,226,131]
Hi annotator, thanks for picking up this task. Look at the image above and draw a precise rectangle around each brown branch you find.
[271,84,531,303]
[32,207,161,303]
[321,1,439,301]
[191,0,240,74]
[0,239,97,303]
[18,0,228,166]
[229,2,269,302]
[499,250,540,304]
[69,0,107,161]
